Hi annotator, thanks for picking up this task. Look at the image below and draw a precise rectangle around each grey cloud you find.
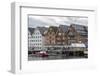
[28,16,88,28]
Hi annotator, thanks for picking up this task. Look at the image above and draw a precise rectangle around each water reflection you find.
[28,55,87,61]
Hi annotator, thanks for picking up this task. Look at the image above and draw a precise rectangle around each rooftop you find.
[28,28,34,35]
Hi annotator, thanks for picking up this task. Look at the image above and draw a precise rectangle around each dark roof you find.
[77,30,87,36]
[48,26,58,33]
[46,25,70,35]
[37,27,48,36]
[71,24,87,31]
[59,25,69,32]
[71,24,88,35]
[28,28,34,35]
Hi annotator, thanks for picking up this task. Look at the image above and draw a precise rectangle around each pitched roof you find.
[28,28,34,35]
[37,27,48,36]
[71,24,87,31]
[59,25,69,32]
[48,26,58,33]
[71,24,88,35]
[46,25,70,35]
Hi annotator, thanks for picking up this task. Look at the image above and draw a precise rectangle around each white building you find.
[31,27,47,51]
[28,28,34,51]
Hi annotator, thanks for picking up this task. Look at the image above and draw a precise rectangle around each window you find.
[33,36,35,38]
[57,42,61,44]
[57,37,60,40]
[49,36,51,39]
[58,33,61,35]
[63,37,65,40]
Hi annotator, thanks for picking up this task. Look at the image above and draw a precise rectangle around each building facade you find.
[44,25,69,51]
[56,25,69,45]
[44,24,88,50]
[44,26,57,45]
[44,25,69,45]
[67,24,88,45]
[28,24,88,52]
[28,28,34,51]
[31,27,47,51]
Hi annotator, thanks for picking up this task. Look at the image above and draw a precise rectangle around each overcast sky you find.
[28,15,88,28]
